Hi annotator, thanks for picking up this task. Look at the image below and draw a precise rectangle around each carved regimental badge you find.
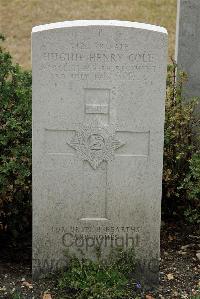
[68,120,125,169]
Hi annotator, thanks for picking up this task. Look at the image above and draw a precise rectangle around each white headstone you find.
[32,20,167,285]
[176,0,200,114]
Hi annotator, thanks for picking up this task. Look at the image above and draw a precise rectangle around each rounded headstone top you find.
[32,20,167,34]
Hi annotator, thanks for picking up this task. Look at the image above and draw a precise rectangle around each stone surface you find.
[196,252,200,261]
[176,0,200,115]
[32,20,167,285]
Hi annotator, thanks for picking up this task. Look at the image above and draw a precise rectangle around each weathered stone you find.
[32,20,167,285]
[176,0,200,116]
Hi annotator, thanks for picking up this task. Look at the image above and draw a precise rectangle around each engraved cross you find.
[45,88,149,222]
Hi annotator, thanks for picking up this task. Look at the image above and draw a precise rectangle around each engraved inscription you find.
[43,51,155,63]
[40,44,157,82]
[85,104,108,114]
[84,88,110,123]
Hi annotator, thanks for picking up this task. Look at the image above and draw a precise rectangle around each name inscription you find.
[43,51,155,63]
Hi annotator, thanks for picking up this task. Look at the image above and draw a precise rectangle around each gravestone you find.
[32,20,167,285]
[176,0,200,115]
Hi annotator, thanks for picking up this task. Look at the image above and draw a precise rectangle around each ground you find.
[0,0,176,69]
[0,221,199,299]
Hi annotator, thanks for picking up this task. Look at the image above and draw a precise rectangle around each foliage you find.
[0,34,32,247]
[182,153,200,223]
[57,248,137,299]
[11,292,22,299]
[182,154,200,201]
[190,291,200,299]
[163,62,200,222]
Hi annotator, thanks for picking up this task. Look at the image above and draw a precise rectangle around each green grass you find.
[0,0,177,69]
[57,248,138,299]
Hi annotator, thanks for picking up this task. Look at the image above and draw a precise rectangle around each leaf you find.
[168,234,176,241]
[22,281,33,289]
[167,273,174,280]
[43,293,52,299]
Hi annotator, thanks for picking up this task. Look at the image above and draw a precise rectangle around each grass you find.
[0,0,177,69]
[51,248,137,299]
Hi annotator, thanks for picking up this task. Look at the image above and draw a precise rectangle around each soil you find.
[0,221,199,299]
